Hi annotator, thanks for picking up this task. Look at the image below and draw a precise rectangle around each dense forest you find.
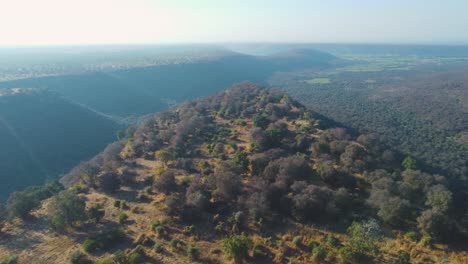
[275,64,468,181]
[1,83,466,263]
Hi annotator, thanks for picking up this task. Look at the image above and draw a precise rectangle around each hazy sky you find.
[1,0,467,46]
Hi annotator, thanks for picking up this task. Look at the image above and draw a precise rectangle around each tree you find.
[402,157,416,170]
[6,182,63,220]
[96,171,120,193]
[347,219,382,256]
[47,190,86,231]
[377,196,410,226]
[88,204,105,223]
[154,170,177,194]
[233,151,249,170]
[417,208,452,240]
[425,184,452,212]
[155,150,173,165]
[253,114,269,129]
[6,192,39,220]
[222,234,253,263]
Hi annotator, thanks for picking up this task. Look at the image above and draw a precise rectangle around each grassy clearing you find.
[305,78,331,84]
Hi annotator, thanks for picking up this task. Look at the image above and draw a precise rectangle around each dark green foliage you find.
[70,251,90,264]
[417,208,452,240]
[96,171,120,193]
[117,212,128,224]
[154,170,177,194]
[402,157,417,170]
[7,181,63,220]
[165,194,181,216]
[347,220,382,256]
[127,247,145,264]
[88,204,105,223]
[338,247,354,264]
[404,231,420,241]
[396,250,411,264]
[326,234,340,247]
[311,245,326,262]
[47,190,86,231]
[222,234,253,262]
[0,255,18,264]
[170,238,183,249]
[82,228,126,253]
[186,244,200,259]
[253,114,269,129]
[233,151,249,170]
[153,243,163,254]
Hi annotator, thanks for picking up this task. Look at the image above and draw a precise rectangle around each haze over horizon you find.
[1,0,468,46]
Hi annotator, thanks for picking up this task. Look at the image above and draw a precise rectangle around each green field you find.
[305,78,331,84]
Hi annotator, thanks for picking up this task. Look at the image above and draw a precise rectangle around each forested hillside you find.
[0,89,119,200]
[275,62,468,180]
[1,83,466,263]
[0,48,336,199]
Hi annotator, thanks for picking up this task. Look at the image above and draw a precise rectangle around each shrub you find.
[88,204,105,223]
[170,238,182,249]
[252,243,268,259]
[292,236,302,247]
[308,241,320,252]
[326,234,340,247]
[419,234,433,247]
[96,171,120,193]
[70,251,90,264]
[113,200,121,207]
[186,244,200,259]
[396,250,411,264]
[253,114,269,129]
[0,255,18,264]
[154,170,177,193]
[94,258,114,264]
[127,251,144,264]
[47,190,86,231]
[82,228,126,253]
[338,247,354,264]
[153,243,163,253]
[153,225,165,237]
[6,181,63,220]
[165,194,181,216]
[117,213,128,224]
[405,231,419,241]
[222,234,253,262]
[233,151,249,170]
[155,150,173,163]
[82,239,98,253]
[311,245,326,262]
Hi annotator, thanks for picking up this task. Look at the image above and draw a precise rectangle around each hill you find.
[0,83,466,264]
[0,48,336,199]
[0,89,120,201]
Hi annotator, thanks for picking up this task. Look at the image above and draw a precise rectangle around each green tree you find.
[155,150,174,165]
[402,157,416,170]
[347,219,382,257]
[233,151,249,170]
[47,190,86,231]
[222,234,253,263]
[6,192,40,220]
[88,204,105,223]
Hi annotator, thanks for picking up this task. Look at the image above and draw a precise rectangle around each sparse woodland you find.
[0,83,467,263]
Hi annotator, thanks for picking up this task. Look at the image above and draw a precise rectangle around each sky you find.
[0,0,467,46]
